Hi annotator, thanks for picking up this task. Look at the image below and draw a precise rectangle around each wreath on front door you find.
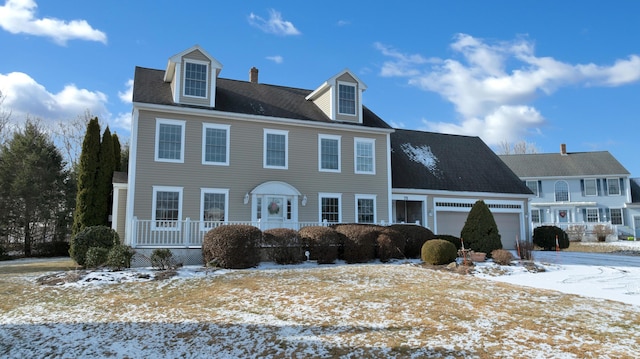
[268,200,280,215]
[559,211,566,218]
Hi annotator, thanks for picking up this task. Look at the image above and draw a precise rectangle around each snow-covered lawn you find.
[1,241,639,358]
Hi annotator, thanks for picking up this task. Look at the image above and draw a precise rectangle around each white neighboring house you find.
[499,144,636,241]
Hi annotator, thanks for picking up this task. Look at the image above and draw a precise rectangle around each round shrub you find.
[421,239,458,265]
[533,225,569,251]
[388,224,435,258]
[437,234,463,250]
[491,249,514,265]
[107,245,135,271]
[262,228,305,265]
[202,225,261,269]
[85,247,109,269]
[150,248,176,270]
[298,226,340,264]
[69,226,119,267]
[333,224,379,263]
[376,228,405,262]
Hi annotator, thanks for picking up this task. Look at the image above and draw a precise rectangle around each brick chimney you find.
[560,143,567,156]
[249,67,259,83]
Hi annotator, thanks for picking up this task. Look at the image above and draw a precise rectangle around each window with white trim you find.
[338,82,356,115]
[555,181,569,202]
[319,193,341,223]
[319,134,341,172]
[264,129,288,169]
[155,119,185,163]
[586,208,599,223]
[356,195,376,224]
[531,209,542,223]
[610,208,623,225]
[184,61,208,98]
[201,188,228,229]
[354,138,375,174]
[584,179,597,196]
[202,123,230,165]
[526,180,539,197]
[152,186,183,229]
[607,178,621,195]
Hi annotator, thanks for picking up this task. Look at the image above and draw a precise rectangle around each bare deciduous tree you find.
[498,140,539,155]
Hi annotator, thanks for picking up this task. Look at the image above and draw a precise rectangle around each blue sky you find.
[1,0,639,176]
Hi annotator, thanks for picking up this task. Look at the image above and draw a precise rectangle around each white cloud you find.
[118,79,133,103]
[248,9,300,36]
[377,34,640,145]
[266,55,283,64]
[0,71,108,126]
[0,0,107,45]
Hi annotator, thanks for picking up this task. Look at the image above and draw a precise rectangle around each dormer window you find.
[338,82,356,115]
[184,61,208,98]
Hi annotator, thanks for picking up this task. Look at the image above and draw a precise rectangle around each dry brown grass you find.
[1,259,639,358]
[565,242,638,253]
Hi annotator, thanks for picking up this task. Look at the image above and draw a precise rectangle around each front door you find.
[557,209,570,224]
[264,196,286,230]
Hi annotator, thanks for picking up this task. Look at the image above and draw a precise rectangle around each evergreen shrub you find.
[533,226,569,251]
[262,228,305,265]
[150,248,176,270]
[298,226,340,264]
[107,244,135,270]
[437,234,463,250]
[376,228,405,262]
[388,224,435,258]
[85,247,109,268]
[332,224,379,263]
[202,225,261,269]
[69,225,119,267]
[460,200,502,257]
[421,239,458,265]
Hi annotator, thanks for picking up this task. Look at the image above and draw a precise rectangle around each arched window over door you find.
[555,181,569,202]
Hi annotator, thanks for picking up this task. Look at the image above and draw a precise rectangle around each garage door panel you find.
[437,212,520,250]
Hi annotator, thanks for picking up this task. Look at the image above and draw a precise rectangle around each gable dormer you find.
[164,45,223,108]
[306,69,367,124]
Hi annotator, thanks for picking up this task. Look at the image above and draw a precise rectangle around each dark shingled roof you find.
[498,152,630,178]
[391,129,532,194]
[133,67,391,129]
[631,178,640,204]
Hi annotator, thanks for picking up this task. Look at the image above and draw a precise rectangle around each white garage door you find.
[436,212,520,250]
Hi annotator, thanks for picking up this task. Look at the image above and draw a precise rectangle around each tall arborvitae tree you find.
[112,133,122,172]
[0,121,67,256]
[72,117,101,235]
[460,200,502,256]
[97,126,115,225]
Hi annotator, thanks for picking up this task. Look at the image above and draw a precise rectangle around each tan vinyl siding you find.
[178,49,213,106]
[114,187,127,241]
[312,87,331,119]
[133,109,390,223]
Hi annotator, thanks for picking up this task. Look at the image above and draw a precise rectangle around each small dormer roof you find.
[305,68,367,101]
[163,44,223,82]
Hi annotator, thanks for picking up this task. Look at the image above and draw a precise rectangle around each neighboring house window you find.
[607,178,621,195]
[338,83,356,115]
[531,209,541,223]
[610,208,623,225]
[584,179,597,196]
[202,123,230,165]
[319,134,341,172]
[354,138,375,174]
[526,180,539,197]
[356,195,376,224]
[555,181,569,202]
[264,129,288,169]
[184,61,208,98]
[155,119,185,163]
[152,186,183,229]
[319,193,341,223]
[201,188,228,230]
[586,208,599,223]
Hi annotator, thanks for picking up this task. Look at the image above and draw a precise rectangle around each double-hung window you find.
[201,188,228,230]
[152,186,183,229]
[184,61,208,98]
[319,193,341,223]
[586,208,599,223]
[525,180,539,197]
[155,119,185,163]
[356,195,376,224]
[530,209,542,223]
[319,134,341,172]
[264,129,288,169]
[610,208,623,225]
[584,179,597,196]
[607,178,621,195]
[354,138,375,174]
[338,82,356,115]
[202,123,230,165]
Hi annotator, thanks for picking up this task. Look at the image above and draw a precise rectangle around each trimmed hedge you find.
[69,226,119,267]
[421,239,458,265]
[332,224,379,263]
[298,226,340,264]
[85,247,109,269]
[388,224,435,258]
[533,225,569,251]
[263,228,305,265]
[436,234,463,250]
[202,225,261,269]
[106,244,135,270]
[376,228,405,263]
